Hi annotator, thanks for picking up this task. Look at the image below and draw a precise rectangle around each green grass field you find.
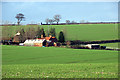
[2,24,118,41]
[3,63,118,78]
[100,42,119,49]
[2,45,118,78]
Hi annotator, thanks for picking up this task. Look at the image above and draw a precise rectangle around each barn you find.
[24,39,47,47]
[24,35,58,47]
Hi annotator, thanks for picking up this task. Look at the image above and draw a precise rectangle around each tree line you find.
[15,13,62,25]
[15,13,88,25]
[2,26,65,43]
[45,15,61,25]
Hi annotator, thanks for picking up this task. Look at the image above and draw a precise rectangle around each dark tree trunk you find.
[17,21,20,25]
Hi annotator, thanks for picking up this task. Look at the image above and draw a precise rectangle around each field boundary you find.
[69,39,120,45]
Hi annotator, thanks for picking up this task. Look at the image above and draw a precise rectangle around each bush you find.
[58,31,65,43]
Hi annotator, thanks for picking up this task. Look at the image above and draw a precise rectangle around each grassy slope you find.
[41,24,118,41]
[2,45,118,64]
[2,24,118,41]
[2,45,118,78]
[100,42,119,48]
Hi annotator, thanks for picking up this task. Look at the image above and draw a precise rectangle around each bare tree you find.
[2,26,13,40]
[71,20,76,23]
[80,20,85,23]
[66,20,70,24]
[54,15,61,24]
[49,27,56,37]
[86,21,89,23]
[25,27,36,39]
[15,13,25,25]
[45,18,49,24]
[49,19,54,25]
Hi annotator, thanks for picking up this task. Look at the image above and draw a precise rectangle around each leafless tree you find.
[54,15,61,24]
[45,18,49,24]
[49,19,54,25]
[2,26,13,40]
[80,20,85,23]
[15,13,25,25]
[66,20,70,24]
[71,20,76,23]
[25,27,36,39]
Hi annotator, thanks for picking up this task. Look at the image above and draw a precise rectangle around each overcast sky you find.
[2,2,118,24]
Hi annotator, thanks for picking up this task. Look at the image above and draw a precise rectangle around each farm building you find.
[81,44,100,49]
[24,39,46,47]
[24,35,58,47]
